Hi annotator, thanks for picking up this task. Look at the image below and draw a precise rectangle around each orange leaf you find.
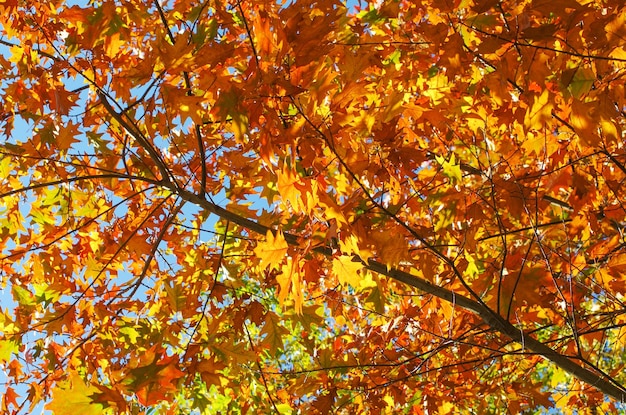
[255,230,289,270]
[278,255,304,313]
[524,90,552,130]
[3,386,19,410]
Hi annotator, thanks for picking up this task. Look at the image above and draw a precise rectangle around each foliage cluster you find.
[1,0,626,413]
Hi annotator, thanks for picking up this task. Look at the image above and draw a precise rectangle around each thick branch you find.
[463,21,626,63]
[98,91,173,184]
[169,184,626,402]
[154,0,208,197]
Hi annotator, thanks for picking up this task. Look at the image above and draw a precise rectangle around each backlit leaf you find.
[46,374,104,415]
[255,230,289,270]
[332,255,363,288]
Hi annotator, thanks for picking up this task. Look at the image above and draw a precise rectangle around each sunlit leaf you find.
[255,230,289,270]
[332,255,363,288]
[46,374,104,415]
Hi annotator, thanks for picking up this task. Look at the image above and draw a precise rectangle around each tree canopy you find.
[1,0,626,413]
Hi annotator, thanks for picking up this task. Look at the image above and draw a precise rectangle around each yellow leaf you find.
[119,326,140,344]
[317,190,348,226]
[524,89,552,129]
[609,46,626,68]
[332,255,363,287]
[600,118,619,142]
[521,131,547,156]
[0,339,18,363]
[255,230,288,270]
[339,234,361,256]
[570,99,599,145]
[438,401,455,413]
[8,45,24,64]
[277,167,303,211]
[435,153,462,183]
[46,374,104,415]
[464,251,480,280]
[278,256,303,313]
[372,232,409,269]
[423,72,450,104]
[275,268,290,305]
[105,32,122,58]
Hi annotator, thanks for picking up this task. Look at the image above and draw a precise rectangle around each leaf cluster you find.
[1,0,626,413]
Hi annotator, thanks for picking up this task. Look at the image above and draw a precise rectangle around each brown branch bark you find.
[170,183,626,402]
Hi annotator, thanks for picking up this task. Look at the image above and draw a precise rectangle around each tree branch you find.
[98,91,174,184]
[168,183,626,402]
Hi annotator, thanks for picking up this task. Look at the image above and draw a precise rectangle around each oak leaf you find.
[332,255,363,288]
[46,374,104,415]
[255,230,289,270]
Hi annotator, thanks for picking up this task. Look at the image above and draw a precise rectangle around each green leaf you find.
[568,67,595,99]
[276,403,293,414]
[383,50,401,66]
[0,339,19,363]
[359,8,382,24]
[33,282,62,306]
[12,285,35,307]
[435,153,463,184]
[261,312,289,354]
[365,286,385,314]
[119,325,141,344]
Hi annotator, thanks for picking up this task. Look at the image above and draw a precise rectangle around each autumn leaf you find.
[569,99,600,145]
[524,90,553,130]
[277,255,304,313]
[46,374,104,415]
[435,153,463,184]
[371,231,410,270]
[2,0,626,412]
[332,255,363,288]
[562,67,595,99]
[261,312,290,353]
[255,230,289,270]
[277,166,305,211]
[2,386,19,412]
[195,357,227,387]
[312,387,337,414]
[0,340,18,364]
